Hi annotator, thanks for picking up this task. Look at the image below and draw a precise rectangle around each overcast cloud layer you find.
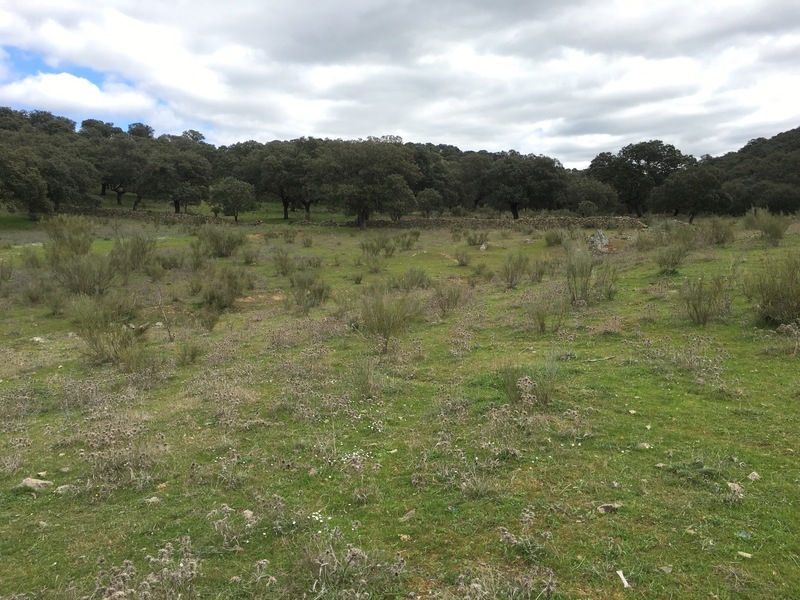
[1,0,799,167]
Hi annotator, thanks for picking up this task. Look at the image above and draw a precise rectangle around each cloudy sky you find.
[1,0,799,167]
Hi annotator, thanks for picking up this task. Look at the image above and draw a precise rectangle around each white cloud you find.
[0,0,798,165]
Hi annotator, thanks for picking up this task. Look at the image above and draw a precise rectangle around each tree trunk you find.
[688,212,696,224]
[282,199,289,220]
[357,210,368,229]
[101,182,108,196]
[510,203,520,220]
[133,194,142,211]
[301,200,312,220]
[234,211,238,222]
[173,199,180,214]
[115,187,125,205]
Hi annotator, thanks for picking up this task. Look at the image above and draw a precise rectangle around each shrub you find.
[391,267,431,291]
[110,232,156,273]
[593,262,619,301]
[287,270,331,315]
[743,252,800,323]
[433,281,463,318]
[577,200,598,217]
[362,252,385,274]
[68,295,148,366]
[655,243,690,274]
[395,230,420,251]
[361,234,396,258]
[633,229,667,251]
[176,340,204,366]
[295,255,323,270]
[359,290,422,353]
[20,246,44,270]
[454,248,471,266]
[301,234,313,248]
[699,217,735,246]
[273,247,295,276]
[0,259,12,282]
[465,230,489,246]
[43,215,94,262]
[156,249,184,270]
[282,228,297,243]
[187,240,207,271]
[565,246,594,304]
[522,283,569,333]
[197,225,245,258]
[742,208,792,245]
[499,251,530,289]
[202,266,246,310]
[240,244,260,265]
[498,363,527,403]
[680,274,731,325]
[543,229,566,247]
[528,259,548,283]
[53,253,117,296]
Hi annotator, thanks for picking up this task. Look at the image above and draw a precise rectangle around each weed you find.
[433,281,464,318]
[176,339,204,366]
[197,224,245,257]
[742,207,792,245]
[700,217,736,245]
[565,245,594,304]
[358,289,422,353]
[544,228,567,247]
[68,295,149,366]
[465,230,489,246]
[202,266,246,309]
[240,243,260,265]
[391,267,432,291]
[743,252,800,323]
[360,234,396,257]
[273,246,295,276]
[0,259,12,282]
[680,274,732,325]
[499,251,531,289]
[110,232,156,273]
[302,233,314,247]
[287,270,331,315]
[454,248,472,266]
[521,283,569,333]
[282,228,297,243]
[394,229,420,251]
[655,243,691,274]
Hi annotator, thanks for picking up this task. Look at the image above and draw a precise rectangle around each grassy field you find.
[0,208,799,599]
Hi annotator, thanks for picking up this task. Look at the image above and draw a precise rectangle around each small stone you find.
[142,496,161,505]
[30,337,46,343]
[658,565,673,574]
[54,484,79,496]
[727,482,744,494]
[737,551,752,559]
[636,442,652,450]
[597,503,621,514]
[59,467,71,473]
[628,410,637,414]
[479,243,487,251]
[37,471,47,477]
[655,463,668,469]
[399,509,416,522]
[747,471,761,482]
[17,478,53,492]
[38,521,48,528]
[308,467,318,476]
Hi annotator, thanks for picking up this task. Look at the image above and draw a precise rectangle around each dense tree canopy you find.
[1,105,799,221]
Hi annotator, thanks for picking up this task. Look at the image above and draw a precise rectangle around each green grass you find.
[0,213,799,598]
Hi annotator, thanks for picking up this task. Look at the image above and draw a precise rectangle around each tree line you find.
[1,106,798,224]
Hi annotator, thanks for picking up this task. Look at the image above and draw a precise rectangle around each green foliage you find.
[272,247,295,276]
[202,266,246,310]
[110,232,156,273]
[301,234,313,248]
[743,252,800,323]
[543,229,566,247]
[391,267,431,291]
[394,230,420,251]
[209,176,257,222]
[68,294,148,367]
[742,208,792,245]
[522,283,568,333]
[176,340,205,366]
[359,289,422,352]
[360,234,396,257]
[197,224,245,257]
[680,275,732,325]
[433,281,464,318]
[699,217,735,245]
[53,253,118,295]
[564,245,594,304]
[465,230,489,246]
[499,251,531,289]
[43,214,94,262]
[655,243,691,274]
[454,248,471,266]
[287,270,331,315]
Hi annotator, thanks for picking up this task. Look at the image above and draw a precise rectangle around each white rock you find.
[54,484,79,495]
[18,478,53,492]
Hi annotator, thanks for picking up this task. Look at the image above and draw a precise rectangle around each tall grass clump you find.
[43,214,94,259]
[202,266,247,310]
[564,245,594,304]
[110,232,156,273]
[68,295,149,367]
[522,283,569,333]
[543,229,567,247]
[433,281,464,318]
[272,247,295,276]
[680,274,732,325]
[655,243,691,274]
[54,254,118,296]
[287,270,331,315]
[742,208,792,245]
[499,251,531,289]
[454,248,471,266]
[743,252,800,323]
[359,289,422,353]
[391,267,431,291]
[465,230,489,246]
[395,230,420,251]
[699,217,735,246]
[360,234,396,258]
[197,224,245,257]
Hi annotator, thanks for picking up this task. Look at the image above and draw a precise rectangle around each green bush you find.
[454,248,471,266]
[197,225,245,258]
[43,215,94,263]
[0,259,12,282]
[287,270,331,315]
[699,217,735,246]
[273,247,295,276]
[522,283,568,333]
[543,229,566,247]
[239,244,260,265]
[499,251,530,289]
[202,267,246,310]
[68,295,148,366]
[465,231,489,246]
[359,290,422,353]
[565,246,594,304]
[176,340,205,366]
[53,253,117,296]
[680,275,731,325]
[655,243,690,274]
[301,234,313,248]
[110,232,156,273]
[391,267,431,291]
[433,281,463,318]
[395,230,420,251]
[593,263,619,301]
[743,252,800,323]
[742,208,792,245]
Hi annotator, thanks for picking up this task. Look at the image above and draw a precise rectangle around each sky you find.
[1,0,799,168]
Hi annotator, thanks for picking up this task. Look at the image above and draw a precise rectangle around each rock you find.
[59,467,71,473]
[142,496,161,505]
[655,463,668,469]
[636,442,652,450]
[588,230,609,253]
[54,484,79,496]
[17,478,53,492]
[479,243,487,251]
[737,551,753,559]
[747,471,761,482]
[597,503,621,514]
[30,337,46,343]
[658,565,673,574]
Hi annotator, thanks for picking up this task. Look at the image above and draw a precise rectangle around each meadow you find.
[0,205,798,599]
